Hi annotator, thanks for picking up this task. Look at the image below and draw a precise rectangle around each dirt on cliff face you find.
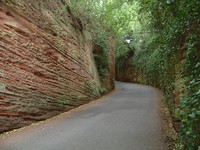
[0,0,114,133]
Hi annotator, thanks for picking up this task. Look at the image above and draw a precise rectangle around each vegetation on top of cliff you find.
[68,0,200,149]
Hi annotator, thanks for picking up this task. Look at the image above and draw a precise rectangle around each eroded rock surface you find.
[0,0,112,133]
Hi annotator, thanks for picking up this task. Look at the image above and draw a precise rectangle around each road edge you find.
[0,88,118,139]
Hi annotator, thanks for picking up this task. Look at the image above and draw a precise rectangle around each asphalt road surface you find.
[0,82,166,150]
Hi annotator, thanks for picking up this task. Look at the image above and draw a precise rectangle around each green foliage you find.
[67,0,136,34]
[131,0,200,149]
[99,87,107,94]
[180,29,200,149]
[93,30,111,79]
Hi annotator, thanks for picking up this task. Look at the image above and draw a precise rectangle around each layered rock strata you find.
[0,0,106,133]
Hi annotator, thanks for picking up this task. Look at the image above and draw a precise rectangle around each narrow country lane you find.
[0,82,166,150]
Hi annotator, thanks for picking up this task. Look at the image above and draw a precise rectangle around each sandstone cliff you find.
[0,0,114,133]
[116,51,142,83]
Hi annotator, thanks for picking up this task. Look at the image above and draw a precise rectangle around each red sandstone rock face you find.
[0,0,104,133]
[116,55,142,83]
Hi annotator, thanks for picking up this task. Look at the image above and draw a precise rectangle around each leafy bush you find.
[93,30,111,79]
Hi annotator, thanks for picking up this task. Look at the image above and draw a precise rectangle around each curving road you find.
[0,82,166,150]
